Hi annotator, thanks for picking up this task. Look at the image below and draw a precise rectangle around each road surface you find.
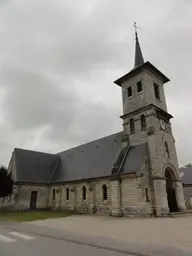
[0,220,191,256]
[0,225,133,256]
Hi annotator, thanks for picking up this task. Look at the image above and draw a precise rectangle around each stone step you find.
[169,210,192,218]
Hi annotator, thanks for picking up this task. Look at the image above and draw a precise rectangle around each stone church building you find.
[7,31,186,217]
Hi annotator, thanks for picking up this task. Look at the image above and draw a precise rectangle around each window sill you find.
[155,97,162,103]
[137,91,143,95]
[128,96,133,100]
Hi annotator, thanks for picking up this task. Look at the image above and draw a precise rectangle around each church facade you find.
[7,31,186,217]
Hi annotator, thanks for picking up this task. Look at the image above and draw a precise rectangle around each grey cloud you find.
[1,66,77,130]
[0,0,191,167]
[0,0,130,76]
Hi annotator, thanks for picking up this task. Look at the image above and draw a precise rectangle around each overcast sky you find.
[0,0,191,167]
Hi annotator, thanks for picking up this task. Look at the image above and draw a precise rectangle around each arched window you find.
[140,114,146,131]
[82,186,86,200]
[145,188,149,202]
[102,184,108,200]
[66,187,69,200]
[130,118,135,134]
[52,189,56,201]
[164,142,170,159]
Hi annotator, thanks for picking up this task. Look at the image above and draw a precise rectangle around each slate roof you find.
[13,132,148,184]
[52,132,147,183]
[114,61,170,86]
[180,167,192,185]
[134,31,144,68]
[14,148,60,183]
[121,142,147,174]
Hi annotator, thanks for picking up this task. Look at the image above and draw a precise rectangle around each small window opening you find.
[127,86,132,98]
[140,115,147,131]
[145,188,149,202]
[130,118,135,134]
[66,187,69,200]
[102,184,108,200]
[137,81,142,93]
[52,189,56,201]
[82,186,86,200]
[164,141,170,159]
[154,83,160,100]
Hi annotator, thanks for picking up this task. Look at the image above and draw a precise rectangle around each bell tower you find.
[114,24,171,145]
[114,23,186,216]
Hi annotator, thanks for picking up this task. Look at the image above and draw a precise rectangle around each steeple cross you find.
[133,22,138,34]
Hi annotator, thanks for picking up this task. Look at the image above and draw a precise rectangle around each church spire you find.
[134,22,144,68]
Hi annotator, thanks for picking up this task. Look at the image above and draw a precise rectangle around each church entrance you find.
[165,168,178,212]
[30,191,38,210]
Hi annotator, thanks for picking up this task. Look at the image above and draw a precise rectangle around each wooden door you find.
[30,191,38,210]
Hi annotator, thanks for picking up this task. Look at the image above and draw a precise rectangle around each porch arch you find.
[164,167,178,212]
[162,163,179,181]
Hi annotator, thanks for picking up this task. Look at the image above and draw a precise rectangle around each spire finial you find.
[133,22,138,35]
[133,22,144,68]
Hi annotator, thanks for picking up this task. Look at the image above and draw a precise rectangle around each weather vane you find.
[133,22,138,34]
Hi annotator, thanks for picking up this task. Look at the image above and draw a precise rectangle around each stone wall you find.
[49,179,112,215]
[121,174,153,216]
[1,169,154,216]
[95,180,112,215]
[147,118,180,178]
[47,172,152,216]
[121,71,167,117]
[183,186,192,209]
[146,112,186,215]
[18,184,49,209]
[123,107,153,145]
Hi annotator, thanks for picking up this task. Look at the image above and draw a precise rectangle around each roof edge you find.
[116,146,130,175]
[49,172,138,185]
[14,147,55,156]
[48,157,61,184]
[15,181,49,185]
[120,104,173,120]
[114,61,170,86]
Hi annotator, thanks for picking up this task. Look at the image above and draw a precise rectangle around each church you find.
[7,29,186,217]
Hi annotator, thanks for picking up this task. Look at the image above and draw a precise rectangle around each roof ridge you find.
[48,157,61,184]
[116,145,130,175]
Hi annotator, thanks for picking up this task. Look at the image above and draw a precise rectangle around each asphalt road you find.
[0,226,133,256]
[0,221,191,256]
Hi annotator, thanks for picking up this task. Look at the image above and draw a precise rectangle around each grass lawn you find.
[0,210,73,222]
